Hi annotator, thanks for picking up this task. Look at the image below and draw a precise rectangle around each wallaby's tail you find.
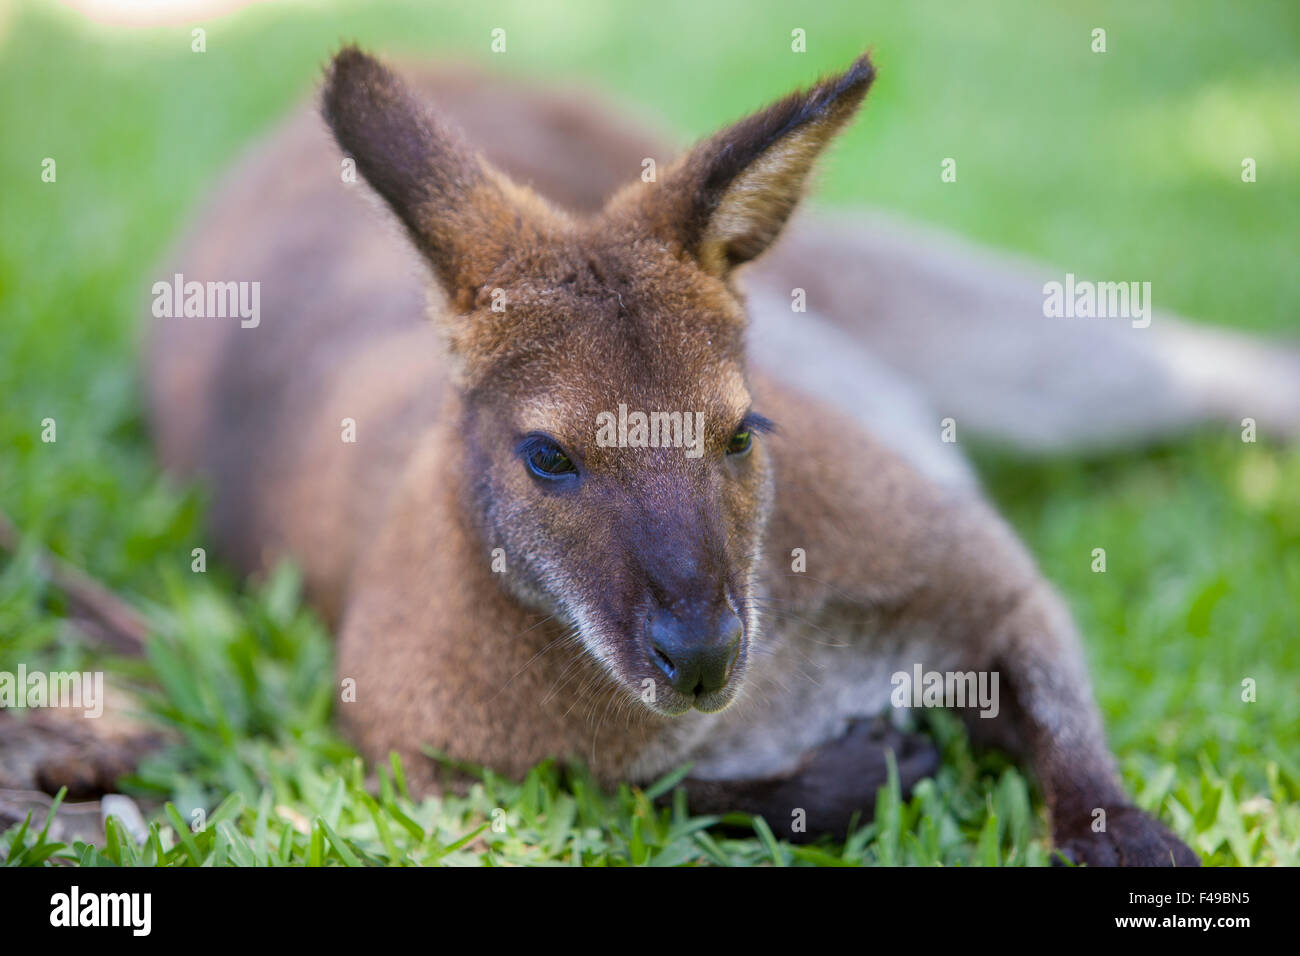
[749,210,1300,454]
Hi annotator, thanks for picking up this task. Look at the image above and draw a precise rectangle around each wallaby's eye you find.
[520,436,578,480]
[727,412,773,457]
[727,429,753,457]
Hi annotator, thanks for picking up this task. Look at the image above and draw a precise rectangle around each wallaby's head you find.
[323,47,873,717]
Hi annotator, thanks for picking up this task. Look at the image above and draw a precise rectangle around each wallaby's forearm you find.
[982,590,1197,865]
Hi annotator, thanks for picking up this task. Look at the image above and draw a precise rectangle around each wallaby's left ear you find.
[320,46,555,307]
[635,54,875,276]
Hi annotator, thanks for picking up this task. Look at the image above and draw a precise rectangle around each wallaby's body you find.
[148,51,1297,864]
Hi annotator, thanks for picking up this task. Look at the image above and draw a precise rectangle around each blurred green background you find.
[1,0,1296,865]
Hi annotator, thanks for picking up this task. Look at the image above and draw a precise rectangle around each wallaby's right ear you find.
[321,47,535,304]
[624,54,875,278]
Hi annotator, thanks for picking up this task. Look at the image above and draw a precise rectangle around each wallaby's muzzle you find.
[624,473,755,714]
[645,603,744,712]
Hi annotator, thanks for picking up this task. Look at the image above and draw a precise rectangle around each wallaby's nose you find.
[646,606,742,698]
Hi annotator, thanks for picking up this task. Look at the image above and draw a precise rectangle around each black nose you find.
[646,606,742,697]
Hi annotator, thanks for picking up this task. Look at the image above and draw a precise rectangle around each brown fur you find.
[147,49,1196,865]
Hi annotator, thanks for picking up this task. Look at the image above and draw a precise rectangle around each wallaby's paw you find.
[1053,805,1199,867]
[0,706,165,799]
[812,717,942,793]
[678,717,941,843]
[776,718,941,841]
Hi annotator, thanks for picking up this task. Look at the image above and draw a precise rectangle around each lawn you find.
[1,0,1296,865]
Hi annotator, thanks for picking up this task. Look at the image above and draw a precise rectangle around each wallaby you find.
[147,46,1300,866]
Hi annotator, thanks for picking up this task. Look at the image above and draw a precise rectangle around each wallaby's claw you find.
[1053,805,1199,867]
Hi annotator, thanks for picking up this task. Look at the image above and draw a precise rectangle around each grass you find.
[1,0,1297,865]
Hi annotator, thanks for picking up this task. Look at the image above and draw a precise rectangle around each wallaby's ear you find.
[321,46,543,304]
[639,54,875,276]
